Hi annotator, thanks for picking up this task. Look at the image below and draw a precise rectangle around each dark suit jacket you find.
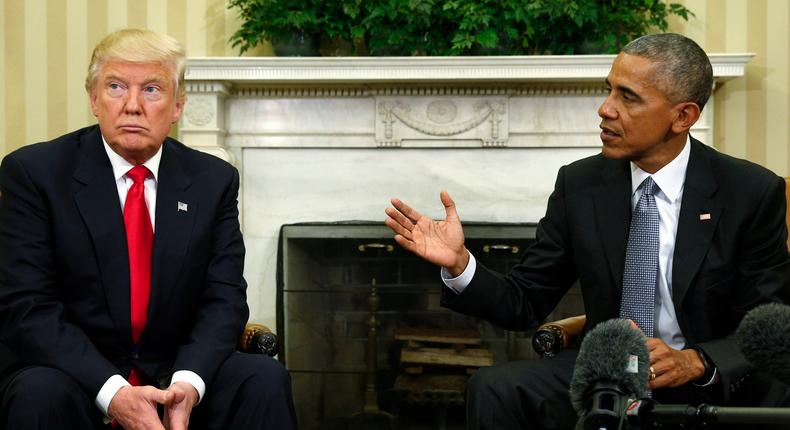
[0,125,249,398]
[443,137,790,400]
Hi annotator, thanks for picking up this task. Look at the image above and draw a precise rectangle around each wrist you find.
[448,247,469,277]
[690,347,714,382]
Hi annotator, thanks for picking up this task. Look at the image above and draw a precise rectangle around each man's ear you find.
[89,89,99,117]
[172,93,185,124]
[671,102,701,133]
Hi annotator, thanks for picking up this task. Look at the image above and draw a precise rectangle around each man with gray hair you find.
[0,29,296,429]
[386,33,790,429]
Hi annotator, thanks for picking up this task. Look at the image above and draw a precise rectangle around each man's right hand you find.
[108,385,174,430]
[385,190,469,276]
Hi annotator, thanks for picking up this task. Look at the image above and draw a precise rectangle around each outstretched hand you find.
[385,190,469,276]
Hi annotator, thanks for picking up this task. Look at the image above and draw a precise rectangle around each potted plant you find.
[228,0,322,56]
[228,0,692,56]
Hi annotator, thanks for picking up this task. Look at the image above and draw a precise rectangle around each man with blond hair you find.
[0,28,296,429]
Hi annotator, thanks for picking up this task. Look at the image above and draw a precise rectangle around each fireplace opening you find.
[277,222,583,429]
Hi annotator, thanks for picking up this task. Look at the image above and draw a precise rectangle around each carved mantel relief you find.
[376,98,508,147]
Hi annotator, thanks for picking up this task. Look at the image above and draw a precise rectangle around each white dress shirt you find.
[94,137,205,417]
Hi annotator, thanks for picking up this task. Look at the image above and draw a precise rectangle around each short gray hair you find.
[622,33,712,111]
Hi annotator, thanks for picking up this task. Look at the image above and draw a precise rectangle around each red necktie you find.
[124,165,153,387]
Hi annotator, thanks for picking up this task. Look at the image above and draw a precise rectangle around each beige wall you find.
[1,0,789,175]
[0,0,272,157]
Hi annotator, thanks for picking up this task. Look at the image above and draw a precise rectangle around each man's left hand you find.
[646,337,705,389]
[163,381,199,430]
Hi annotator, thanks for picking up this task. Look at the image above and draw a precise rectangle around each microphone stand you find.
[631,401,790,428]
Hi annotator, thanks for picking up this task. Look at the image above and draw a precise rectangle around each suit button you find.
[132,352,139,359]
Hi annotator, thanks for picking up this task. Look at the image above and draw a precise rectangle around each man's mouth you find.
[119,125,146,132]
[600,125,621,140]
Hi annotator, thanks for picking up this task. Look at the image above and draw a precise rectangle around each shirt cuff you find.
[440,250,476,294]
[95,374,130,418]
[693,366,720,386]
[171,370,206,405]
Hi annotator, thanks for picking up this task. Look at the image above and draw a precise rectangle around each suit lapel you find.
[72,128,132,341]
[672,139,721,310]
[146,141,195,335]
[593,159,632,289]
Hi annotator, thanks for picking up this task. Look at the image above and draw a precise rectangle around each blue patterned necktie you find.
[619,176,659,337]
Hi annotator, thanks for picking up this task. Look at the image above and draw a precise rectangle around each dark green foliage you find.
[228,0,693,56]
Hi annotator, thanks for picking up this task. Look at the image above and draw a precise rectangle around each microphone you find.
[736,302,790,386]
[621,303,790,428]
[570,318,650,430]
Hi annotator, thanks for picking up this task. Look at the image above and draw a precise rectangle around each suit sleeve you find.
[697,174,790,398]
[170,166,249,388]
[442,165,579,330]
[0,154,120,395]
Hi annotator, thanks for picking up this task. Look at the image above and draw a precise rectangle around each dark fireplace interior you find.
[277,222,583,430]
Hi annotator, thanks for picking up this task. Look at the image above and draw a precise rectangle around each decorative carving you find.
[184,97,215,127]
[426,100,457,124]
[379,100,505,137]
[184,81,230,95]
[376,98,507,147]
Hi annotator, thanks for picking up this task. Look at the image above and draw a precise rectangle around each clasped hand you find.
[108,381,198,430]
[646,337,706,390]
[385,191,469,276]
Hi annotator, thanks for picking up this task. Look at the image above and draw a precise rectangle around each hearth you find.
[277,222,583,429]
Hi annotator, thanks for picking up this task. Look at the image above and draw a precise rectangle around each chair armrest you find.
[531,315,586,358]
[239,323,278,357]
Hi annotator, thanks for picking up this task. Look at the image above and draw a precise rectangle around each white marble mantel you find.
[180,54,752,327]
[185,54,752,83]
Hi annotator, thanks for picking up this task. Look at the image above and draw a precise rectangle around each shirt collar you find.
[630,135,690,203]
[101,135,162,183]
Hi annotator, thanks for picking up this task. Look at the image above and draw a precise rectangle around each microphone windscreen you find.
[736,302,790,386]
[569,318,650,412]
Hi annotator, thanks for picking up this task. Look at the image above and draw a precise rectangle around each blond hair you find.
[85,28,186,98]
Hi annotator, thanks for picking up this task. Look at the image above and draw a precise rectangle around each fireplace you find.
[179,54,751,428]
[277,222,583,429]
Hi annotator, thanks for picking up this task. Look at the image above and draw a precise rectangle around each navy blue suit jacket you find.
[0,125,248,397]
[443,137,790,400]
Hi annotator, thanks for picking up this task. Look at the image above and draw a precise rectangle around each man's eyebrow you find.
[142,74,169,85]
[104,74,126,83]
[102,73,168,86]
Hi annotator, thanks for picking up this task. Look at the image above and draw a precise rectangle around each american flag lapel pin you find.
[699,212,711,221]
[177,201,188,212]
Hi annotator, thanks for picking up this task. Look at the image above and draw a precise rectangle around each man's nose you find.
[597,97,617,119]
[124,88,143,113]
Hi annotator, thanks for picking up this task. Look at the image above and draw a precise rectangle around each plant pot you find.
[273,30,321,56]
[318,36,370,57]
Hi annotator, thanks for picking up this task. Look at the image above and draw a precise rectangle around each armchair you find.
[239,323,279,357]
